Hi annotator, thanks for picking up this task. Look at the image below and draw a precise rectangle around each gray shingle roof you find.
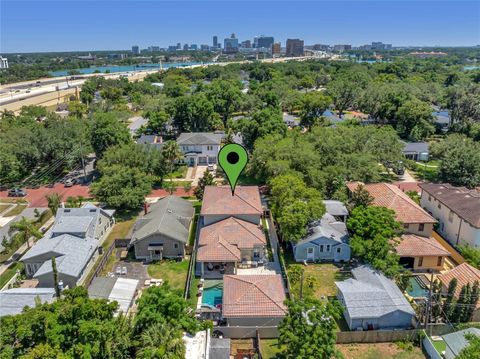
[297,213,349,246]
[323,200,348,217]
[130,196,194,245]
[335,266,415,319]
[442,328,480,356]
[402,141,429,154]
[88,277,117,299]
[52,205,114,239]
[0,288,56,317]
[177,132,223,145]
[24,234,98,278]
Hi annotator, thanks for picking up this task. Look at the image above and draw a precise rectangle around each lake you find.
[49,61,211,77]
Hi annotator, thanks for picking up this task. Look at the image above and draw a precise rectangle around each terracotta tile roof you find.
[201,186,262,217]
[223,275,287,318]
[347,182,436,224]
[395,234,450,257]
[394,182,421,194]
[197,217,266,262]
[420,183,480,228]
[438,263,480,306]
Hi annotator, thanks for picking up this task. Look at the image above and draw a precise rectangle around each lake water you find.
[50,61,211,77]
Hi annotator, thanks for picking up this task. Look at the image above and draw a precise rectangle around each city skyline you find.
[1,0,479,53]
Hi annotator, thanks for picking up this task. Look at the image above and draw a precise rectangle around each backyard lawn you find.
[337,343,426,359]
[0,262,24,289]
[147,259,189,292]
[260,339,284,359]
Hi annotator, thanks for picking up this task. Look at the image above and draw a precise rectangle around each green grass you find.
[188,276,200,307]
[4,204,28,217]
[406,160,439,182]
[0,204,12,213]
[0,198,28,204]
[147,260,189,291]
[260,339,285,359]
[168,165,188,179]
[0,262,24,289]
[337,343,426,359]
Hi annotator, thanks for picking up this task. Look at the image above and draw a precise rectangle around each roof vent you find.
[167,209,172,213]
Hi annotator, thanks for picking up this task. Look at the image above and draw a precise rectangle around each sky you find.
[1,0,479,53]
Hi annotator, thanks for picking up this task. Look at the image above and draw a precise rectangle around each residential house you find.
[347,182,437,237]
[293,200,350,262]
[200,186,263,226]
[336,266,416,330]
[402,142,429,161]
[21,204,115,288]
[222,274,287,326]
[395,234,450,271]
[441,328,480,359]
[437,263,480,322]
[419,183,480,247]
[88,277,139,314]
[183,329,230,359]
[0,288,56,317]
[177,132,223,166]
[129,196,194,260]
[137,134,164,150]
[197,217,267,277]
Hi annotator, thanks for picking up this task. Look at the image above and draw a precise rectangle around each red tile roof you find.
[394,181,421,194]
[438,263,480,306]
[201,186,262,217]
[347,182,436,224]
[395,234,450,257]
[197,217,266,262]
[420,183,480,228]
[223,275,287,318]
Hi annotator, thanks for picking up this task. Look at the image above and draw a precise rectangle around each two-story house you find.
[177,132,223,166]
[21,204,115,288]
[420,183,480,247]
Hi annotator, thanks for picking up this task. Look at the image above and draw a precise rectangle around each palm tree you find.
[162,141,183,192]
[46,193,62,215]
[137,321,185,358]
[9,217,43,249]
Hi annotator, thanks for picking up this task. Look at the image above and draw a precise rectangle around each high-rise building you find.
[286,39,304,56]
[254,35,274,49]
[0,56,9,70]
[241,40,252,48]
[224,33,239,53]
[183,43,189,51]
[177,43,181,50]
[168,45,177,52]
[312,44,329,51]
[272,42,281,55]
[131,45,140,55]
[333,44,351,52]
[201,44,210,51]
[213,36,218,48]
[190,44,198,50]
[148,46,160,52]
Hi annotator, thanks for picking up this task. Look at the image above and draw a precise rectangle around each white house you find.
[176,132,223,166]
[420,183,480,247]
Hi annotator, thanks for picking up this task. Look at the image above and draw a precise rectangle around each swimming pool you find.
[202,282,223,307]
[407,276,428,298]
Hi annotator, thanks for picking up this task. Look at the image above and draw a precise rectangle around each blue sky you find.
[1,0,479,53]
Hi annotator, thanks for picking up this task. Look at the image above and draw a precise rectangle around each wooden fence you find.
[184,215,201,300]
[84,242,115,288]
[432,231,465,265]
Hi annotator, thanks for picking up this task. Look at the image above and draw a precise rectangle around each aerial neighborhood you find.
[1,14,480,359]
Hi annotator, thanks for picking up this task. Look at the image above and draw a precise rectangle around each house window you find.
[428,196,431,202]
[437,257,442,266]
[418,223,425,232]
[418,257,424,267]
[319,245,324,252]
[254,249,260,258]
[207,145,213,151]
[449,210,454,223]
[403,223,409,230]
[326,245,330,252]
[174,243,179,249]
[337,248,341,253]
[438,203,442,209]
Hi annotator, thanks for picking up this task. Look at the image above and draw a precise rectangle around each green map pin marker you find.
[218,143,248,196]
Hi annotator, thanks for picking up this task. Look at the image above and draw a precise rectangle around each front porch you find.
[198,261,237,279]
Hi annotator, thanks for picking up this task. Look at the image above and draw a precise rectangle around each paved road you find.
[0,184,91,207]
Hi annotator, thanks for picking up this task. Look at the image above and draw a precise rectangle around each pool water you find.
[202,283,223,306]
[407,277,428,298]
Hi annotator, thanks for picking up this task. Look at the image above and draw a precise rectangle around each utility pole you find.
[424,270,434,332]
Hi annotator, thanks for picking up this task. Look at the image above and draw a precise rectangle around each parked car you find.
[64,178,77,187]
[8,188,27,197]
[207,164,215,172]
